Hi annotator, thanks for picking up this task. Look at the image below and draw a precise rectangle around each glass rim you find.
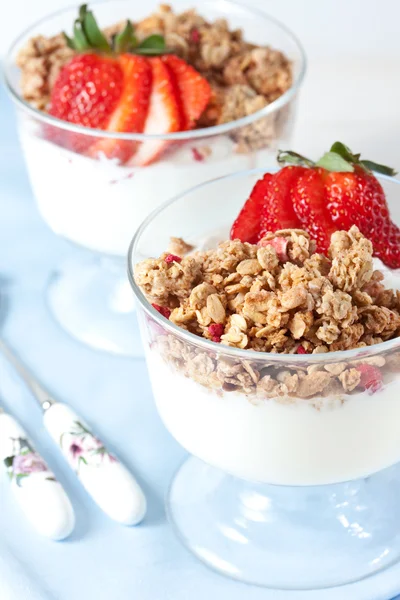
[127,167,400,364]
[3,0,307,142]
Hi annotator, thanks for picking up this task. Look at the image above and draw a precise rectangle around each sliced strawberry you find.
[292,167,336,253]
[48,54,124,153]
[87,55,152,163]
[324,167,390,235]
[230,174,273,243]
[258,166,304,237]
[129,57,182,166]
[162,55,211,130]
[324,166,400,266]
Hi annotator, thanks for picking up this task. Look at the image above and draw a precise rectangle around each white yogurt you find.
[147,353,400,486]
[19,124,273,257]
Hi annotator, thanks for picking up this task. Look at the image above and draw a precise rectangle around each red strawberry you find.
[292,167,336,253]
[258,166,304,237]
[356,364,383,394]
[48,54,124,153]
[277,144,398,266]
[88,54,152,163]
[374,223,400,269]
[162,55,211,130]
[324,167,390,235]
[230,173,273,243]
[46,6,210,164]
[129,57,182,166]
[323,166,400,266]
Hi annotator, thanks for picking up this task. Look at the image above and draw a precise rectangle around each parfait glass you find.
[128,170,400,589]
[4,0,306,357]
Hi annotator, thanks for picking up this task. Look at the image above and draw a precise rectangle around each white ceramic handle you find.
[43,403,146,525]
[0,412,75,540]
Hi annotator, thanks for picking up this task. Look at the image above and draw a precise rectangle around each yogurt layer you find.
[147,350,400,486]
[19,126,273,257]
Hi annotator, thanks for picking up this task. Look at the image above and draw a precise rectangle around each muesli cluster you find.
[16,4,292,151]
[135,226,400,399]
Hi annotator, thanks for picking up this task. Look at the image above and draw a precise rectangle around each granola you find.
[16,4,292,152]
[136,226,400,399]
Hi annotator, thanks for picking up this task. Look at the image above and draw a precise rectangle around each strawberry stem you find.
[277,142,398,176]
[277,150,315,168]
[64,3,170,57]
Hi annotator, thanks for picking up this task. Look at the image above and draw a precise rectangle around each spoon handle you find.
[0,411,75,540]
[43,402,146,525]
[0,340,52,409]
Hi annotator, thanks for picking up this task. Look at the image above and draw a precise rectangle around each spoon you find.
[0,406,75,540]
[0,339,146,526]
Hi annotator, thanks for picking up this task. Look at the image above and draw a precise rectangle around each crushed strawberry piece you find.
[296,345,307,354]
[258,236,289,263]
[356,364,383,394]
[152,304,171,319]
[208,323,224,342]
[191,147,204,162]
[165,254,182,263]
[190,28,200,43]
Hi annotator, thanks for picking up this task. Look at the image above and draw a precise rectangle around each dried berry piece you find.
[208,323,224,342]
[296,345,307,354]
[165,254,182,264]
[356,364,383,393]
[152,304,171,319]
[258,236,288,262]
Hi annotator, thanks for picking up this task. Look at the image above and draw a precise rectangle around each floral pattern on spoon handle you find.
[43,403,146,526]
[0,412,75,540]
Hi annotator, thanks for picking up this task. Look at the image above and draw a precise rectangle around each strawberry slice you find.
[230,174,273,243]
[258,166,304,238]
[292,167,336,253]
[88,55,152,163]
[48,54,124,153]
[129,57,182,166]
[162,55,211,130]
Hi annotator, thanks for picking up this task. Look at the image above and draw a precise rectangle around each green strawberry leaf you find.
[329,141,358,163]
[65,5,169,56]
[137,34,166,50]
[316,151,354,172]
[114,20,137,53]
[82,9,110,52]
[72,19,91,51]
[63,32,76,50]
[360,160,398,176]
[276,150,315,168]
[136,34,166,55]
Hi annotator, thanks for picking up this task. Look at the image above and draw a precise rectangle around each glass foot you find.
[167,457,400,589]
[47,255,143,357]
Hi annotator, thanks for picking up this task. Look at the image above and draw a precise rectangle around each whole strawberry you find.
[278,143,398,265]
[230,142,399,268]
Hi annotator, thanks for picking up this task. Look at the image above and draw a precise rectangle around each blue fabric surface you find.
[1,83,400,600]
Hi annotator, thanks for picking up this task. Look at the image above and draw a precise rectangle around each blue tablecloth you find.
[1,84,400,600]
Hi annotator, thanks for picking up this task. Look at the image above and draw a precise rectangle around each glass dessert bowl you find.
[4,0,305,357]
[128,169,400,589]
